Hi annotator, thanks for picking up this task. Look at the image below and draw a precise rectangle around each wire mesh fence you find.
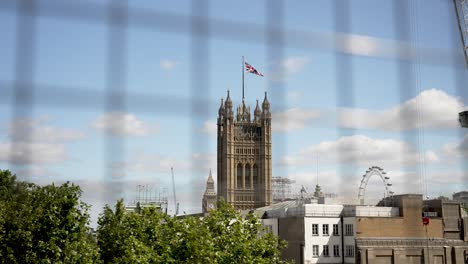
[0,0,467,218]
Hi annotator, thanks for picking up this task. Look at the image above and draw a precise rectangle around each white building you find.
[258,202,399,264]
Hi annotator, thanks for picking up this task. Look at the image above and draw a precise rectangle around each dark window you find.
[323,224,329,236]
[237,163,242,188]
[245,163,251,187]
[253,164,258,186]
[312,224,318,235]
[323,245,329,257]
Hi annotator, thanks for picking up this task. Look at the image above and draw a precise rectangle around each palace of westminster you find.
[202,90,272,212]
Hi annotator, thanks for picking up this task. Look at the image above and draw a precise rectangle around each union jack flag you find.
[245,62,264,77]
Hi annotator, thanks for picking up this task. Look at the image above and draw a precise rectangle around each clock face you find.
[208,203,214,209]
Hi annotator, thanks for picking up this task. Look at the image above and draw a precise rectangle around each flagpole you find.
[242,56,245,99]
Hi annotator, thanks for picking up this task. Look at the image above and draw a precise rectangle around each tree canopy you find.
[97,200,289,264]
[0,169,289,263]
[0,169,99,263]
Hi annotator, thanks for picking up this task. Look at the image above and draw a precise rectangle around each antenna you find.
[316,152,319,185]
[171,167,177,216]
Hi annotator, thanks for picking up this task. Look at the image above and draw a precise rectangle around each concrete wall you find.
[356,216,443,238]
[344,217,356,264]
[357,195,444,238]
[357,244,468,264]
[278,216,304,264]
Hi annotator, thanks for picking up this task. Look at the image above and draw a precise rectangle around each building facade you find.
[202,170,217,213]
[217,90,272,210]
[261,203,361,264]
[356,194,468,264]
[258,194,468,263]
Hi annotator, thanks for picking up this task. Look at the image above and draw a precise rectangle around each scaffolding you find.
[272,176,295,202]
[125,184,168,213]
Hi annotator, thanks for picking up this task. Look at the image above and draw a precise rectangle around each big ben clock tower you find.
[217,90,272,210]
[202,170,217,213]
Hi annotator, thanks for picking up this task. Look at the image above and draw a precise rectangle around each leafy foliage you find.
[97,200,289,264]
[0,170,99,263]
[1,169,288,263]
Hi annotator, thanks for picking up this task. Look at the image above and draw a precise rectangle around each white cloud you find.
[0,141,66,164]
[340,34,379,57]
[15,165,56,178]
[93,112,154,137]
[339,89,466,131]
[8,118,85,143]
[272,108,321,132]
[441,134,468,160]
[287,91,304,101]
[280,135,438,168]
[192,152,216,172]
[271,56,309,80]
[281,57,309,74]
[160,59,178,71]
[0,118,84,165]
[200,120,217,137]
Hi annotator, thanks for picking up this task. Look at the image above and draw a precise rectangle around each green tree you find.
[0,169,99,263]
[97,199,289,264]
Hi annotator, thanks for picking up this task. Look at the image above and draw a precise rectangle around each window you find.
[312,224,318,236]
[345,224,354,236]
[323,245,329,257]
[264,225,273,234]
[245,163,251,187]
[237,163,242,188]
[333,224,339,236]
[346,245,354,257]
[312,245,319,257]
[322,224,329,236]
[333,245,340,257]
[253,164,258,186]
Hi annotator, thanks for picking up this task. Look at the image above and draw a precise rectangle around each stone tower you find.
[202,169,217,213]
[217,90,272,210]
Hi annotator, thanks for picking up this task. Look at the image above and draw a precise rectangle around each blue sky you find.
[1,0,468,226]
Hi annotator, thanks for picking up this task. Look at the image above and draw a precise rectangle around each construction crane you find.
[454,0,468,65]
[171,167,179,216]
[454,1,468,124]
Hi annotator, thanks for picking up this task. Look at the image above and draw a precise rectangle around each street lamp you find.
[459,111,468,128]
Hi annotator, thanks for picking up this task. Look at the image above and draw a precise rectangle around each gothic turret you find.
[218,98,225,117]
[262,91,270,112]
[225,90,232,110]
[254,99,261,122]
[262,92,271,120]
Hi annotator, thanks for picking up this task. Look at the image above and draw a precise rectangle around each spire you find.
[218,98,225,116]
[225,90,232,110]
[262,91,270,112]
[254,99,261,121]
[207,169,214,183]
[204,169,216,196]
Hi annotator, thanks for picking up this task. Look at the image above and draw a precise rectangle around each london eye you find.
[358,166,394,205]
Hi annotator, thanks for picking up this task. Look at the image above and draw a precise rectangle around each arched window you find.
[253,164,258,187]
[245,163,251,188]
[237,163,242,189]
